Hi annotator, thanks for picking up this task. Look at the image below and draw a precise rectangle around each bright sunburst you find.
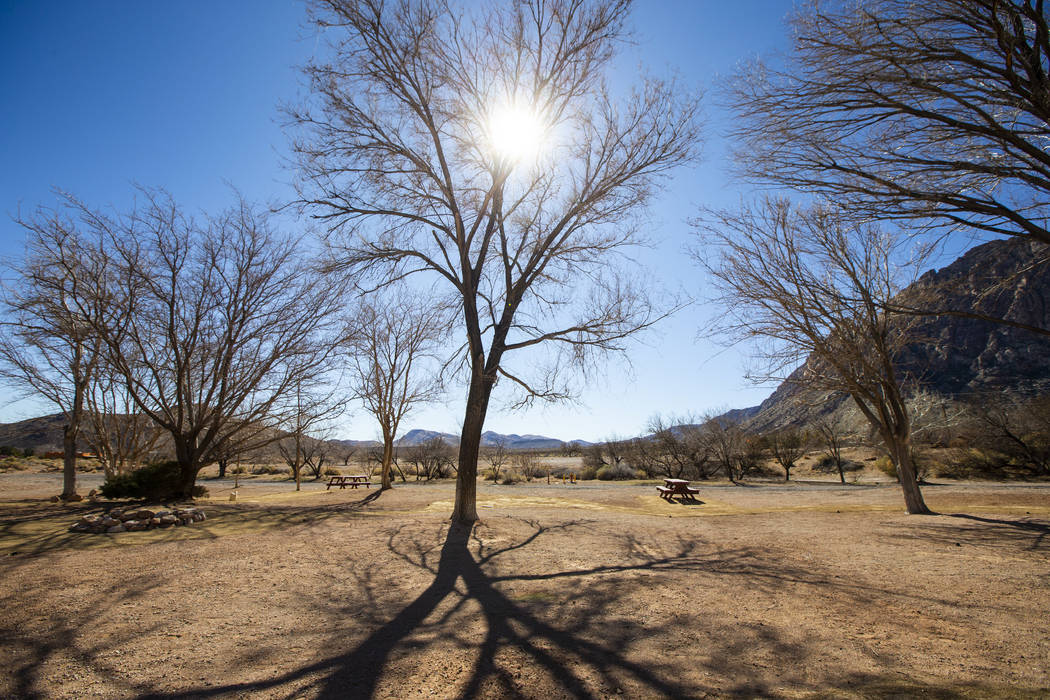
[487,103,545,163]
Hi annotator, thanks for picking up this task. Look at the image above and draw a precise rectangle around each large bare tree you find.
[0,210,107,500]
[699,199,935,514]
[82,191,344,498]
[343,291,445,490]
[290,0,701,523]
[730,0,1050,247]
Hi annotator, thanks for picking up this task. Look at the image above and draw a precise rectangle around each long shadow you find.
[947,513,1050,550]
[138,521,708,699]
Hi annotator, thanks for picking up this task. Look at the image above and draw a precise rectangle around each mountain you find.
[739,238,1050,433]
[395,429,460,446]
[0,413,74,453]
[393,428,580,449]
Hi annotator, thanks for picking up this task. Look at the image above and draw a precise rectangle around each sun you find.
[487,103,546,163]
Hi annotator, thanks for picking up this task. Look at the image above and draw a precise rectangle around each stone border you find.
[70,506,206,534]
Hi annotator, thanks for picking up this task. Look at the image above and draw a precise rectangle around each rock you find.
[155,510,172,518]
[101,517,119,528]
[122,520,143,531]
[50,495,60,503]
[127,508,155,520]
[193,512,206,522]
[65,493,83,502]
[106,524,126,533]
[69,522,92,533]
[158,514,177,527]
[149,517,161,527]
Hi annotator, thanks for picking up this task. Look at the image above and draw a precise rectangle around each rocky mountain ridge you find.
[736,238,1050,433]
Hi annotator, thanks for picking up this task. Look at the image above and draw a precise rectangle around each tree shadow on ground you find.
[120,513,1028,699]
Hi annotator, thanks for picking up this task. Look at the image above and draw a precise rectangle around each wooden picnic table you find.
[326,474,372,490]
[657,478,700,502]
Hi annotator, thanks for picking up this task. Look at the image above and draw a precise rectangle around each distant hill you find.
[394,428,580,450]
[737,238,1050,433]
[0,413,74,453]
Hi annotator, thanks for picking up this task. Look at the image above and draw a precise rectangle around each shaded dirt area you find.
[1,476,1049,699]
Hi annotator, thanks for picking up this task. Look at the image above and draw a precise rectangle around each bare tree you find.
[83,191,344,498]
[290,0,702,524]
[970,394,1050,475]
[343,291,445,490]
[816,413,851,485]
[701,414,746,484]
[84,369,163,479]
[645,414,713,480]
[277,381,344,490]
[768,429,806,482]
[730,0,1050,248]
[699,199,935,513]
[484,435,510,482]
[0,209,107,500]
[406,436,457,480]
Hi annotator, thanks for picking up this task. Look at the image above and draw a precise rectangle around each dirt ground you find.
[1,472,1048,699]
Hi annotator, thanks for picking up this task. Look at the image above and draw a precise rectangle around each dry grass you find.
[1,473,1048,698]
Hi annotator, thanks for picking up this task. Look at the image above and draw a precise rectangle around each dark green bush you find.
[100,461,207,500]
[0,445,23,457]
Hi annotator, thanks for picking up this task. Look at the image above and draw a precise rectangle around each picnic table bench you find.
[657,478,700,502]
[327,474,371,490]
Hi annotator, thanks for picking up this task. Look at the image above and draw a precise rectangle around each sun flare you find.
[488,104,545,163]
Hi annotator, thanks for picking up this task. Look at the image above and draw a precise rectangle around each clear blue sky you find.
[0,1,796,442]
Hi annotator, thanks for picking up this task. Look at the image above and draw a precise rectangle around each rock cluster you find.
[69,506,206,534]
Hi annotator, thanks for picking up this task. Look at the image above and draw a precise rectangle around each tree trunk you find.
[889,439,932,515]
[173,440,200,500]
[381,439,394,490]
[218,459,227,479]
[61,422,78,500]
[452,370,495,525]
[836,460,845,484]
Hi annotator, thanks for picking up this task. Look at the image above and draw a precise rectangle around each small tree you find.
[84,368,163,479]
[406,437,457,480]
[484,436,510,482]
[343,292,444,491]
[768,429,806,482]
[816,413,851,485]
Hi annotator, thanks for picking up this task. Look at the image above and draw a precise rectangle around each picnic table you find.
[656,478,700,502]
[326,474,372,490]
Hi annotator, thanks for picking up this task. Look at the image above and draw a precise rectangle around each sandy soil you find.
[1,472,1048,699]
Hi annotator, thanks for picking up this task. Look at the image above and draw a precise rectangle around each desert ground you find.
[1,469,1048,699]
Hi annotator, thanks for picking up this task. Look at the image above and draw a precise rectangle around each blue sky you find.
[1,1,799,442]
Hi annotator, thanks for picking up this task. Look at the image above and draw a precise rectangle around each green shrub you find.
[100,460,207,500]
[0,446,23,458]
[596,463,637,480]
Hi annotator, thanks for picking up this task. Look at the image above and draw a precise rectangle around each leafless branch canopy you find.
[698,198,935,512]
[729,0,1050,244]
[290,0,701,405]
[75,190,345,493]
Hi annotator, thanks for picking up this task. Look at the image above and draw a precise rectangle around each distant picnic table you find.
[327,474,371,490]
[657,478,700,502]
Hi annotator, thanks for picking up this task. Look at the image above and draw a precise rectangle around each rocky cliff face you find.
[742,238,1050,433]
